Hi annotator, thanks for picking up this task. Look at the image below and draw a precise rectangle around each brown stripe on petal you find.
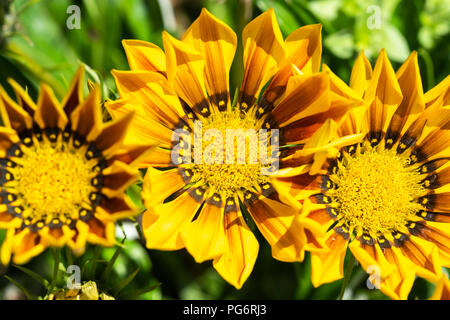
[242,190,258,206]
[409,147,427,164]
[0,190,17,204]
[224,197,237,214]
[320,175,335,191]
[367,131,383,147]
[432,166,450,187]
[209,92,228,112]
[207,193,222,207]
[239,93,256,112]
[179,99,198,122]
[384,129,400,149]
[416,210,436,221]
[188,186,207,203]
[421,174,439,189]
[415,129,450,161]
[334,225,350,241]
[406,221,425,236]
[391,232,409,247]
[259,182,275,198]
[377,235,391,249]
[418,158,450,174]
[314,193,332,205]
[256,95,276,119]
[359,234,375,246]
[325,206,339,219]
[178,168,194,184]
[396,134,417,154]
[192,99,211,117]
[417,193,436,210]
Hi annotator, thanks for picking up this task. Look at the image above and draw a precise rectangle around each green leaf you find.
[4,275,35,300]
[126,183,144,211]
[13,265,49,287]
[112,267,140,296]
[50,248,61,290]
[119,282,161,300]
[101,238,125,284]
[325,31,355,59]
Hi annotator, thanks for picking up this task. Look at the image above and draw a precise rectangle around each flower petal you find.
[142,167,186,208]
[61,66,85,115]
[271,73,330,127]
[122,39,166,73]
[0,85,33,131]
[310,230,348,287]
[182,8,237,109]
[34,84,68,130]
[182,197,226,263]
[70,84,103,141]
[143,190,203,250]
[163,31,209,115]
[239,8,285,109]
[364,49,403,137]
[386,51,425,144]
[349,51,372,98]
[213,203,259,289]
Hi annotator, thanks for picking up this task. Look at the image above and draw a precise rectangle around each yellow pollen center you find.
[330,146,425,236]
[14,142,97,224]
[188,111,272,197]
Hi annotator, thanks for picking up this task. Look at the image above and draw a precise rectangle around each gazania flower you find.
[107,8,360,288]
[282,49,450,299]
[430,275,450,300]
[0,67,149,265]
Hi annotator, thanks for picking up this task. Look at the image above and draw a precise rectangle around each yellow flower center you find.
[328,145,425,237]
[11,137,98,227]
[186,110,274,198]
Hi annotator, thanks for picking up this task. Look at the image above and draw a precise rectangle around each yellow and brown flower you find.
[107,8,360,288]
[0,67,150,264]
[281,49,450,299]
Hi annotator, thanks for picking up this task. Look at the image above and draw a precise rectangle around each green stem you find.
[338,253,355,300]
[418,48,435,91]
[49,248,61,292]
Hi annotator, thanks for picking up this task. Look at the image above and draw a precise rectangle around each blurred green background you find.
[0,0,448,300]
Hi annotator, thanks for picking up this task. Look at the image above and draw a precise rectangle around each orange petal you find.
[239,8,285,109]
[310,231,348,287]
[61,66,85,115]
[70,84,103,141]
[143,190,204,250]
[246,195,304,262]
[182,197,226,263]
[349,51,372,98]
[122,39,166,73]
[110,70,184,125]
[271,73,330,127]
[213,204,259,289]
[387,51,425,143]
[0,85,33,131]
[364,49,403,136]
[34,84,68,130]
[142,167,186,207]
[163,31,209,114]
[182,8,236,109]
